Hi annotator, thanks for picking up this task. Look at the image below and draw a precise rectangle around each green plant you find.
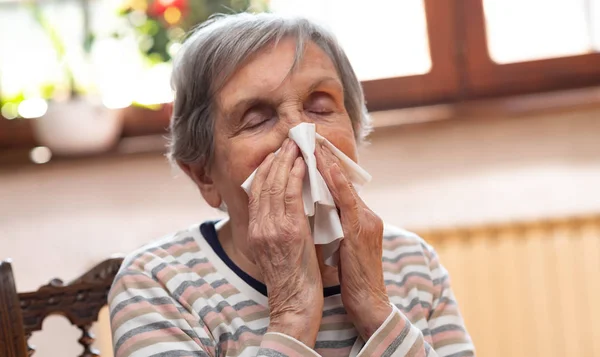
[118,0,269,63]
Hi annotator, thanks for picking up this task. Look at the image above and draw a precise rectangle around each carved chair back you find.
[0,258,123,357]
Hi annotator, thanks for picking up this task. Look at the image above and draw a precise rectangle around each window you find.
[483,0,600,64]
[461,0,600,98]
[270,0,432,81]
[270,0,459,111]
[0,0,173,110]
[2,0,600,141]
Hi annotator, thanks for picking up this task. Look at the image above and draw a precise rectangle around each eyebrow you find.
[224,76,343,120]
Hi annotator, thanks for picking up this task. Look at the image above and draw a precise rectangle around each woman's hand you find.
[315,142,392,341]
[247,138,324,347]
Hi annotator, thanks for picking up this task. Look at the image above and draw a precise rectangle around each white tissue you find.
[241,123,371,266]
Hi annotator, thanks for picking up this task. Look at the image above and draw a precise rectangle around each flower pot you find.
[32,97,123,156]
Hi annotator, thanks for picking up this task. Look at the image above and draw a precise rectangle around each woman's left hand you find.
[315,143,392,341]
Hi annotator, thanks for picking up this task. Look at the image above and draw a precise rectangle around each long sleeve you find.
[355,244,475,357]
[109,269,321,357]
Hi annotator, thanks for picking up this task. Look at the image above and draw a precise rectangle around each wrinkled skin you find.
[179,37,390,346]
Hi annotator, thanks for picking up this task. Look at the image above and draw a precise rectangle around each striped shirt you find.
[109,220,475,357]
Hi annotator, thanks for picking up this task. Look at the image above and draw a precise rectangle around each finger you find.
[284,156,306,216]
[265,139,299,214]
[249,152,275,219]
[329,162,359,214]
[315,142,337,189]
[260,139,288,215]
[316,143,359,210]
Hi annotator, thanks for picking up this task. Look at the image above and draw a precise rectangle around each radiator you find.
[420,215,600,357]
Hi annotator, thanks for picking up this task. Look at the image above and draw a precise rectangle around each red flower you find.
[147,0,187,17]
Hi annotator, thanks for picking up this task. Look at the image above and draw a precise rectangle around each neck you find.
[219,215,263,282]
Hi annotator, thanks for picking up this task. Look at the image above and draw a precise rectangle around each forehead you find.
[217,38,341,108]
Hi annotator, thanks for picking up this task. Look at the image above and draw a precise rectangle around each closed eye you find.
[305,92,336,115]
[242,105,275,130]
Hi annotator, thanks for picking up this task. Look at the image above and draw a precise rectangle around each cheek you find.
[214,132,287,185]
[316,122,358,162]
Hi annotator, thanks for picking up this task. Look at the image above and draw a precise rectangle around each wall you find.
[1,107,599,356]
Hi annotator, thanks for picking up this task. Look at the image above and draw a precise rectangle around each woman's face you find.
[193,38,358,223]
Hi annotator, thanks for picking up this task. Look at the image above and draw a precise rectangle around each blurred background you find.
[1,0,600,356]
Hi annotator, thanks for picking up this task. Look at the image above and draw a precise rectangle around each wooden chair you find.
[0,258,123,357]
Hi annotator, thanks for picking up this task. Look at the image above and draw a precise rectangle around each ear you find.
[178,161,222,209]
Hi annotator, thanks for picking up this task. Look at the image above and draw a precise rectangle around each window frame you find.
[458,0,600,99]
[362,0,462,111]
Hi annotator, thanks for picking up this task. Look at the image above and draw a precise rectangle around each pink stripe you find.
[180,281,214,301]
[202,306,235,326]
[315,346,352,357]
[237,303,266,318]
[165,240,199,255]
[221,331,262,350]
[261,340,306,357]
[116,326,187,355]
[382,256,427,269]
[402,301,428,321]
[370,316,408,356]
[155,265,177,281]
[113,300,180,325]
[111,274,157,296]
[215,282,237,294]
[320,314,350,324]
[190,262,215,272]
[432,329,466,343]
[386,275,433,293]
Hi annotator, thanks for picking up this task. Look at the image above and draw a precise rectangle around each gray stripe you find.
[393,297,423,314]
[113,269,148,283]
[151,262,169,279]
[156,236,196,250]
[425,341,432,356]
[381,318,411,357]
[257,348,288,357]
[382,251,425,263]
[150,350,210,357]
[322,306,347,317]
[383,231,420,242]
[427,296,456,317]
[211,278,228,289]
[197,299,258,318]
[432,274,449,286]
[186,257,209,268]
[385,271,431,287]
[431,324,466,335]
[315,336,357,349]
[110,296,175,320]
[132,236,196,261]
[215,325,268,343]
[114,321,200,352]
[171,277,214,298]
[445,351,475,357]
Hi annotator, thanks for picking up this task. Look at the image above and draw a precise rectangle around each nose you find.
[282,106,315,131]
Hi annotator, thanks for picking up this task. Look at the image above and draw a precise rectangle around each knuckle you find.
[260,185,271,197]
[268,184,285,197]
[360,210,383,233]
[284,190,299,206]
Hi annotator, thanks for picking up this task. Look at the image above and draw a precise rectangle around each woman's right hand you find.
[247,138,324,347]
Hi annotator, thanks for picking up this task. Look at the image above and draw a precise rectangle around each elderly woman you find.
[109,13,474,357]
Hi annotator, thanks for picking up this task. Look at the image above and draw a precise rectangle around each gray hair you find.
[168,12,371,167]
